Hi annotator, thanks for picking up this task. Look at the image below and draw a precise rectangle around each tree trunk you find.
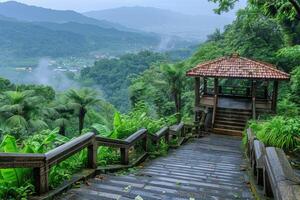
[174,92,181,123]
[79,107,86,134]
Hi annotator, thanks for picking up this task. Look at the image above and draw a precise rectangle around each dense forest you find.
[1,0,300,199]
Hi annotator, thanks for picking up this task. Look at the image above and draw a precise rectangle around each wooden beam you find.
[203,77,207,94]
[252,80,256,119]
[272,81,279,112]
[214,78,219,95]
[195,77,200,108]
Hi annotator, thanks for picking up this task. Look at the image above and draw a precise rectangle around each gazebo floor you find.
[59,134,253,200]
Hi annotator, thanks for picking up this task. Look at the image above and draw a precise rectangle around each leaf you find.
[91,123,112,137]
[5,115,28,129]
[0,135,23,187]
[29,119,48,131]
[113,112,122,129]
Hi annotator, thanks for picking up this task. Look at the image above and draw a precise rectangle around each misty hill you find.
[0,18,160,65]
[84,6,234,40]
[0,1,130,31]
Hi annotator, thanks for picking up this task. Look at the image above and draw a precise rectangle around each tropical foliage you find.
[248,117,300,152]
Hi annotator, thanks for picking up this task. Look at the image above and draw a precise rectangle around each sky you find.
[0,0,247,16]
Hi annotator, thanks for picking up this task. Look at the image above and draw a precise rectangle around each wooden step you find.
[215,116,248,123]
[213,128,243,137]
[214,123,245,131]
[214,120,246,127]
[216,110,252,116]
[216,113,251,120]
[217,107,252,113]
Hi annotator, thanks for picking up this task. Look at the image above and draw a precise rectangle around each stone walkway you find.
[59,134,253,200]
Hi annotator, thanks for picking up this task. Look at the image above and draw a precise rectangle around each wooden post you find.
[214,78,219,95]
[33,165,49,194]
[264,81,269,99]
[142,134,147,152]
[194,77,201,135]
[252,80,256,119]
[272,80,279,112]
[120,148,129,165]
[195,77,200,109]
[87,137,97,169]
[212,78,219,128]
[165,129,170,144]
[203,77,207,94]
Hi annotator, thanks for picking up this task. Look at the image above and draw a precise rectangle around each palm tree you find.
[66,88,100,134]
[160,63,185,123]
[43,96,74,136]
[0,90,47,135]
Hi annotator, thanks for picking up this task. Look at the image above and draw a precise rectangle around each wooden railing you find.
[96,129,147,165]
[0,123,188,197]
[149,126,169,146]
[247,128,300,200]
[205,86,269,99]
[0,133,96,194]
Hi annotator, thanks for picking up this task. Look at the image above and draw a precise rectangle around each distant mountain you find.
[84,6,234,40]
[0,19,88,58]
[0,18,160,65]
[0,1,130,31]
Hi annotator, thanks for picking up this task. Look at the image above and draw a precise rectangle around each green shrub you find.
[248,116,300,151]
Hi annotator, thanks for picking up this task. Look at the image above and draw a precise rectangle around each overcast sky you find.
[0,0,247,16]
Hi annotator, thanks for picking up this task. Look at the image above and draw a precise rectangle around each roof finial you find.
[231,53,240,58]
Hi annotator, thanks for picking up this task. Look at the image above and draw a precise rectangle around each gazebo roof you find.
[186,54,290,80]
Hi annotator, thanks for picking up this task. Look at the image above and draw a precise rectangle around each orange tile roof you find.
[186,55,290,80]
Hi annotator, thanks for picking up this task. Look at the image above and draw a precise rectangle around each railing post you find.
[142,133,147,152]
[33,164,49,195]
[120,148,129,165]
[87,135,97,169]
[165,128,170,144]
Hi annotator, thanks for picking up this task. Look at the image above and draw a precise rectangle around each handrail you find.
[0,153,45,168]
[206,85,268,99]
[0,132,96,194]
[247,128,300,199]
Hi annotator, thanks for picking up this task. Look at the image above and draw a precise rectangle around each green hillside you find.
[0,19,160,66]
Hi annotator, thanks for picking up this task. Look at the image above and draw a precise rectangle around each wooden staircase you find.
[213,107,252,136]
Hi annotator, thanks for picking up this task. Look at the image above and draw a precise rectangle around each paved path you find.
[60,134,253,200]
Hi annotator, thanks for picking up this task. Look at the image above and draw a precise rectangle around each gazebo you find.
[186,54,290,136]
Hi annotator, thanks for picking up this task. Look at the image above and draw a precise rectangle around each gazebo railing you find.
[204,85,269,99]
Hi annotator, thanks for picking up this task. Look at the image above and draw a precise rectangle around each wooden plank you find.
[264,147,300,200]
